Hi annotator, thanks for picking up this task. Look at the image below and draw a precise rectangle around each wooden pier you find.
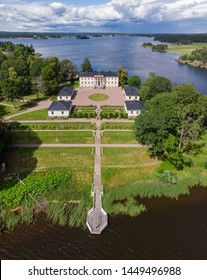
[86,115,108,234]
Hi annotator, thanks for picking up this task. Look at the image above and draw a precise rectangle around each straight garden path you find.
[10,129,93,132]
[6,119,133,123]
[8,143,144,148]
[86,106,108,234]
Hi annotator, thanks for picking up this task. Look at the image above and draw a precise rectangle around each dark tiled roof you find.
[48,101,72,111]
[125,100,144,111]
[57,86,74,97]
[124,87,139,96]
[80,71,118,77]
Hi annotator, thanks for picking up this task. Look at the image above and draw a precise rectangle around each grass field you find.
[168,42,207,54]
[0,104,26,118]
[101,131,137,144]
[9,131,95,144]
[101,122,134,130]
[9,121,96,130]
[10,109,49,120]
[4,147,94,174]
[102,147,159,188]
[89,93,109,101]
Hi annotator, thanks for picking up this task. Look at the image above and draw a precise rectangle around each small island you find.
[76,35,90,39]
[143,42,168,52]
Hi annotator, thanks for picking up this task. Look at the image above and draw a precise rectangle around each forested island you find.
[143,42,168,52]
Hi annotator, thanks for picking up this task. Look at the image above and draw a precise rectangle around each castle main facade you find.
[79,71,119,88]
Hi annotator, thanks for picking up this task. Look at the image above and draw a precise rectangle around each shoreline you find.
[1,185,207,260]
[176,58,207,70]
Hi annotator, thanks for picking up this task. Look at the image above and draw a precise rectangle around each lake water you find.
[2,36,207,94]
[1,187,207,260]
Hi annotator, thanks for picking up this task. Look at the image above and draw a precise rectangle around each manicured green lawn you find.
[0,104,27,118]
[89,93,109,101]
[102,131,137,144]
[9,121,95,130]
[10,109,49,120]
[9,131,95,144]
[101,122,134,130]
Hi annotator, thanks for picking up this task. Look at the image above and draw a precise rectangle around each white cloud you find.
[49,2,67,16]
[0,0,206,31]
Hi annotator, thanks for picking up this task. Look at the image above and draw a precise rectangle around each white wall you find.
[48,110,70,117]
[80,77,119,87]
[124,95,140,101]
[57,96,72,101]
[105,77,119,87]
[124,103,141,117]
[127,110,141,117]
[80,77,95,87]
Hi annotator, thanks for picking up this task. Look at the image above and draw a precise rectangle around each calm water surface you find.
[0,187,207,260]
[2,36,207,94]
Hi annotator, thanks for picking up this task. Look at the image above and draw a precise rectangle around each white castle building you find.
[79,71,119,88]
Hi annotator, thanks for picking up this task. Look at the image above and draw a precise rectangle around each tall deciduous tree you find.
[134,84,206,169]
[117,66,128,86]
[140,73,172,101]
[59,59,77,82]
[128,75,141,87]
[41,57,60,95]
[81,57,92,72]
[1,67,30,107]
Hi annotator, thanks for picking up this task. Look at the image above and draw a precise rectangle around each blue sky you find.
[0,0,207,33]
